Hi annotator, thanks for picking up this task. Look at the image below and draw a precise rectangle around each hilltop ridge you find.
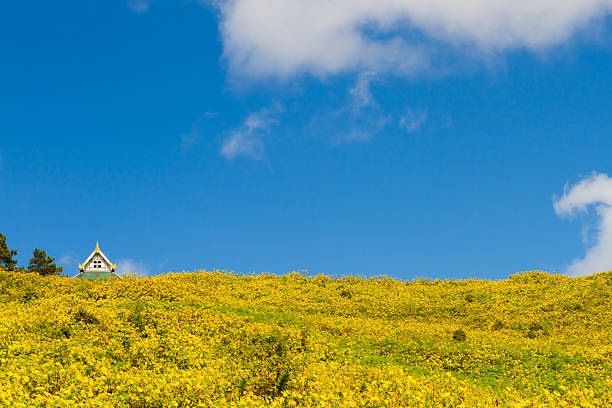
[0,270,610,407]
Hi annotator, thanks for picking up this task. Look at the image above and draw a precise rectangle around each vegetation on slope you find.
[0,269,610,407]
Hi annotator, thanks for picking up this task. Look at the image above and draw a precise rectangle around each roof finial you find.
[95,241,100,253]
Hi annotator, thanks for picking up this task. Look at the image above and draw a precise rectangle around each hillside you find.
[0,270,610,407]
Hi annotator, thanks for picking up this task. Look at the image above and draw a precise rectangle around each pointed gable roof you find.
[75,242,120,280]
[78,241,117,271]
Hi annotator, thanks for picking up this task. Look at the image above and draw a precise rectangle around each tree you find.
[28,248,63,276]
[0,233,18,271]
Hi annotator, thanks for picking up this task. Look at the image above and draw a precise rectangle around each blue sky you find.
[2,1,612,279]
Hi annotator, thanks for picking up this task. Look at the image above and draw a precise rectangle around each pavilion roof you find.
[79,242,117,271]
[74,270,120,280]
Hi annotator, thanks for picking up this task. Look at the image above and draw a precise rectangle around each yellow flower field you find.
[0,270,610,407]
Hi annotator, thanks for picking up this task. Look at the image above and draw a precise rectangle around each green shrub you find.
[21,288,39,303]
[526,322,544,339]
[491,319,504,331]
[338,287,352,299]
[276,371,290,396]
[453,329,467,342]
[73,307,99,325]
[36,320,72,339]
[127,303,148,335]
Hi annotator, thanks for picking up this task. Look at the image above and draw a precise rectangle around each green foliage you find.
[27,248,63,276]
[73,307,99,325]
[526,322,545,338]
[126,302,149,336]
[338,287,353,299]
[20,287,39,303]
[218,329,307,398]
[35,319,71,339]
[276,371,291,396]
[453,329,467,342]
[0,233,18,271]
[491,319,505,331]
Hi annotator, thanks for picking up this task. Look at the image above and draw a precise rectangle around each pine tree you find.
[28,248,63,276]
[0,233,18,271]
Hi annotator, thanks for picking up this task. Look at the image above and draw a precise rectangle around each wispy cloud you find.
[220,106,281,160]
[116,258,151,277]
[180,112,219,152]
[58,255,73,267]
[217,0,612,78]
[311,72,389,144]
[399,109,427,132]
[180,131,200,152]
[127,0,153,14]
[349,71,377,111]
[554,172,612,276]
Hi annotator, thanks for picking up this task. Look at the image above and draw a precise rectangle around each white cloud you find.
[116,258,151,277]
[220,106,281,160]
[217,0,612,78]
[399,108,427,132]
[554,172,612,276]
